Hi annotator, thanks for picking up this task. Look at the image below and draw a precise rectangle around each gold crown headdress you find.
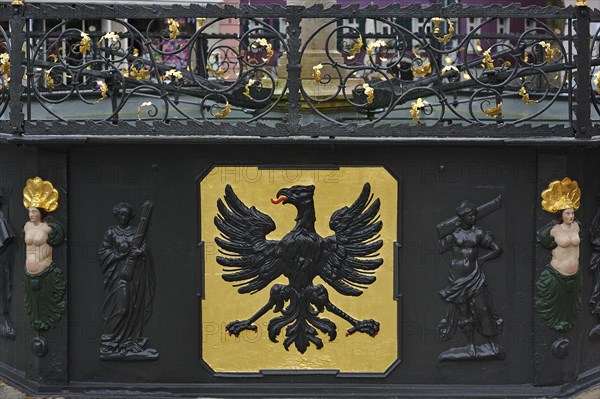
[541,177,580,213]
[23,177,59,212]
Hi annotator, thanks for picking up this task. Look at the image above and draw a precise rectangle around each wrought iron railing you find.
[0,2,598,138]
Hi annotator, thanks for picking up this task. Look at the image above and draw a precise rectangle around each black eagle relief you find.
[214,183,383,354]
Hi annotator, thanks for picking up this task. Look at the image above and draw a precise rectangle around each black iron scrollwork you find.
[301,15,568,127]
[215,183,382,353]
[28,17,286,124]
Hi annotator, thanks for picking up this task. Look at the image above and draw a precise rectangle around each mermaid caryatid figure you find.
[22,177,65,331]
[535,178,581,332]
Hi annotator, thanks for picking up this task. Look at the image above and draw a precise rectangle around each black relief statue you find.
[215,183,382,353]
[98,201,158,361]
[0,189,16,339]
[589,198,600,339]
[436,197,505,361]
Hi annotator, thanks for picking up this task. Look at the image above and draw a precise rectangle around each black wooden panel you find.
[67,144,536,386]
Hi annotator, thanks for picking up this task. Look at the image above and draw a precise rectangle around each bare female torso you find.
[24,221,53,275]
[550,223,580,276]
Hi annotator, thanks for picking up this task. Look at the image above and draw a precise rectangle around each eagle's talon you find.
[226,320,257,336]
[347,319,380,337]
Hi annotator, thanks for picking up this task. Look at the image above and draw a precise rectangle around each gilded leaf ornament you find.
[483,102,503,119]
[410,98,429,123]
[23,177,59,212]
[347,35,363,60]
[541,178,581,213]
[215,102,231,119]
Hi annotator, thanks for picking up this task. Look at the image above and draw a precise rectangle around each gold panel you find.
[200,166,398,373]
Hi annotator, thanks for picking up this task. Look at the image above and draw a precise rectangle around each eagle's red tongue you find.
[271,196,287,204]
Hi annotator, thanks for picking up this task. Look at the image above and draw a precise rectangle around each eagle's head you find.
[272,185,315,208]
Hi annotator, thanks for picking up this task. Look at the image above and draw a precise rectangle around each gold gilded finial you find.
[11,0,24,6]
[541,177,581,213]
[576,1,587,7]
[23,177,59,212]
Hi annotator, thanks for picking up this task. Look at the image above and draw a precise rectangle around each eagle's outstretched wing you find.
[215,184,283,294]
[318,183,383,296]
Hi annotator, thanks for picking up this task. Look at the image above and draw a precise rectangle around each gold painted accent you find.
[594,71,600,94]
[23,177,59,212]
[366,39,387,56]
[362,83,374,104]
[214,102,231,119]
[207,62,226,78]
[433,18,455,44]
[444,55,453,64]
[475,39,483,53]
[44,69,55,89]
[0,53,10,80]
[11,0,23,6]
[127,66,150,81]
[133,48,139,57]
[483,102,503,119]
[432,17,442,34]
[253,38,273,63]
[481,49,494,70]
[462,72,471,80]
[519,86,538,104]
[200,166,398,373]
[95,80,108,104]
[502,60,512,68]
[244,79,256,100]
[165,69,183,81]
[576,0,587,6]
[541,178,581,213]
[523,51,529,63]
[49,53,58,62]
[410,97,429,123]
[441,65,459,77]
[312,63,323,83]
[539,41,559,63]
[196,18,207,27]
[136,101,153,121]
[100,31,120,43]
[79,32,91,56]
[347,35,363,60]
[411,62,431,79]
[167,18,180,39]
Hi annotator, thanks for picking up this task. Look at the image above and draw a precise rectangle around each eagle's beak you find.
[272,189,289,204]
